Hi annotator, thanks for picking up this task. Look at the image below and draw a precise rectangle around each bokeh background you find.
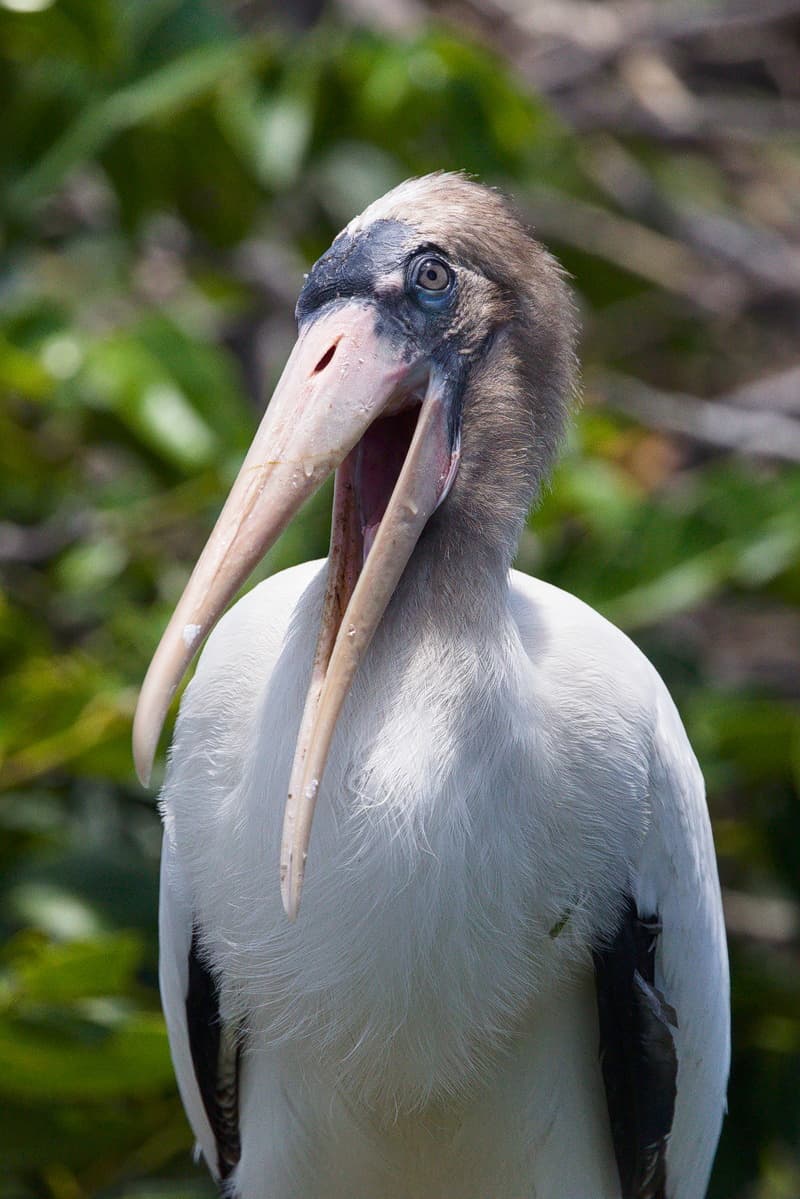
[2,0,800,1195]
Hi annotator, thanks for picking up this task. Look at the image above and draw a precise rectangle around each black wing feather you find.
[186,931,242,1180]
[593,895,678,1199]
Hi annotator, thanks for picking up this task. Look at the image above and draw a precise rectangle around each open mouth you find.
[355,404,421,562]
[279,380,458,917]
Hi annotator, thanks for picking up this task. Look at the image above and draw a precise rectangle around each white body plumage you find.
[159,559,729,1199]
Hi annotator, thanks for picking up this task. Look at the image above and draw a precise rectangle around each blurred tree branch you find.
[595,370,800,464]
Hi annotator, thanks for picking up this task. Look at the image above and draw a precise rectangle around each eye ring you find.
[411,255,452,297]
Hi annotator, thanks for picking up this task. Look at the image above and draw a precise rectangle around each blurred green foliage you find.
[1,0,799,1195]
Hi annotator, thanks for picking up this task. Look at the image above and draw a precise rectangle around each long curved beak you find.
[133,300,459,918]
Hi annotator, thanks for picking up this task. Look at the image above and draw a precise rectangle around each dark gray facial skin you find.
[295,218,500,465]
[296,219,469,356]
[295,218,473,465]
[296,219,413,321]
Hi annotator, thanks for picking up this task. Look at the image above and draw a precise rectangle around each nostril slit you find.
[313,343,337,374]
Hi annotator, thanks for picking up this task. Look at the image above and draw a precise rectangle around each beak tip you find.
[133,750,153,789]
[135,760,152,789]
[280,868,302,922]
[132,707,157,789]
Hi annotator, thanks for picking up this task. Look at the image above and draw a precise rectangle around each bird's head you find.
[133,173,577,916]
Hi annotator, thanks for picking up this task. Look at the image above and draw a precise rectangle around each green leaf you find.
[4,933,143,1004]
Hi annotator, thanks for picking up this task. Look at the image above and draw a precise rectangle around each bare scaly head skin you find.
[133,172,578,917]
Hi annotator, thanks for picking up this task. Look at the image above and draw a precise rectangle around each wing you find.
[593,896,678,1199]
[157,562,328,1184]
[630,687,730,1199]
[508,570,730,1199]
[594,702,730,1199]
[159,826,241,1181]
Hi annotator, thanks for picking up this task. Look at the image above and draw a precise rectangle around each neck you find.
[419,331,551,614]
[384,517,512,656]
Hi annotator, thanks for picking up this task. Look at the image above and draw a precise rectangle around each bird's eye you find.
[411,256,452,301]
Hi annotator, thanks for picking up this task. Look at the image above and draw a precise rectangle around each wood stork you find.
[133,173,729,1199]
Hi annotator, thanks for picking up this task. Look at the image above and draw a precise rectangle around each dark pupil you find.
[419,260,446,289]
